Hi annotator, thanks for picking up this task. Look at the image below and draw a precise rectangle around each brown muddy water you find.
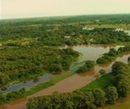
[0,44,130,109]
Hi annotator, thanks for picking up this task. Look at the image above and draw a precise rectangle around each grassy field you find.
[82,73,113,90]
[82,73,130,109]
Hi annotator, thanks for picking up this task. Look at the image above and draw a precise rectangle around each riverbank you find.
[0,71,97,109]
[27,62,130,109]
[0,44,130,109]
[0,71,75,104]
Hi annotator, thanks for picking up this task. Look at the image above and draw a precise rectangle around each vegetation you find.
[97,45,130,64]
[76,60,95,73]
[112,62,130,97]
[0,14,130,88]
[0,71,75,104]
[0,88,26,103]
[105,86,118,104]
[27,61,130,109]
[99,69,106,76]
[0,15,130,45]
[99,95,130,109]
[82,73,113,90]
[0,14,130,107]
[0,46,79,88]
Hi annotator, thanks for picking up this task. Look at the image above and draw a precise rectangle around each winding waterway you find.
[0,44,130,109]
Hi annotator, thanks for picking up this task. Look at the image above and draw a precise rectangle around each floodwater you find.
[0,44,130,109]
[2,44,122,93]
[2,74,52,93]
[72,44,122,63]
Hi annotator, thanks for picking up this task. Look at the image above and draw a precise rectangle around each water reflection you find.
[3,74,52,93]
[72,45,129,78]
[72,44,123,63]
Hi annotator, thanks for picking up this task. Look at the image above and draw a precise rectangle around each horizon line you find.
[1,13,130,21]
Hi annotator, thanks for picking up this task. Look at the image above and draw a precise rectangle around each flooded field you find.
[0,44,130,109]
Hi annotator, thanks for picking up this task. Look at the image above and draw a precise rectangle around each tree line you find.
[0,15,130,46]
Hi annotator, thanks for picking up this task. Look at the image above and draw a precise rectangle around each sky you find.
[0,0,130,19]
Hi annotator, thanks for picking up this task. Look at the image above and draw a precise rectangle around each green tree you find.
[108,48,117,56]
[72,90,95,109]
[116,79,130,97]
[93,88,107,107]
[48,64,62,74]
[57,93,74,109]
[85,60,95,69]
[112,61,128,75]
[0,91,6,104]
[0,73,9,86]
[105,86,118,104]
[99,69,106,76]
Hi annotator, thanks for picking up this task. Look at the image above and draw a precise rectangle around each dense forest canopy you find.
[0,46,79,88]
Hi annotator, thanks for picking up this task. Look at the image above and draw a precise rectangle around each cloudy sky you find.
[0,0,130,19]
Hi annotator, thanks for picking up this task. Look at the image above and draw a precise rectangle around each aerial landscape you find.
[0,0,130,109]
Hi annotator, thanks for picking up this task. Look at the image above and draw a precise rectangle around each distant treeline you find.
[1,14,130,25]
[0,26,130,45]
[0,15,130,45]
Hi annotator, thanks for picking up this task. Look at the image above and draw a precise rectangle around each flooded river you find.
[0,44,130,109]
